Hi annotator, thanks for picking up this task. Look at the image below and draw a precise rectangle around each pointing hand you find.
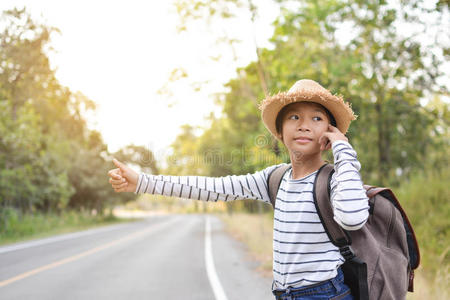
[107,158,139,193]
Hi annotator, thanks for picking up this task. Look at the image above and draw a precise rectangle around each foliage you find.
[396,166,450,280]
[168,0,449,198]
[0,207,135,245]
[0,8,159,224]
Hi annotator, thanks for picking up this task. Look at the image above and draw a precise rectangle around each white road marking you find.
[205,216,228,300]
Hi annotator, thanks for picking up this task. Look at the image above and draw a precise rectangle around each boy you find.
[108,79,369,299]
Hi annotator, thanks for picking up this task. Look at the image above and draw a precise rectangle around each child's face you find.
[279,102,331,158]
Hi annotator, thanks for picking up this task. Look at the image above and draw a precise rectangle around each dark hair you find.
[275,102,337,135]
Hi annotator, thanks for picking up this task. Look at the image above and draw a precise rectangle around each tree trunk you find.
[375,102,391,185]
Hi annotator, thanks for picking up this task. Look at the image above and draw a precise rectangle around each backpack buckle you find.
[339,245,356,260]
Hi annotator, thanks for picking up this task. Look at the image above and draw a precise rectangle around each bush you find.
[0,208,134,245]
[395,166,449,298]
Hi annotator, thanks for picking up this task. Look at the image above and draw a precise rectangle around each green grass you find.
[0,208,139,246]
[394,166,449,299]
[218,212,273,277]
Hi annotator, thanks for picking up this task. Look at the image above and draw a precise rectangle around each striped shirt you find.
[134,140,369,290]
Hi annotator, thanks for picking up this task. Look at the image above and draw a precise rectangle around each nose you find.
[297,119,310,131]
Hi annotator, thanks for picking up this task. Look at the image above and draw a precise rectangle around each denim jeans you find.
[272,268,353,300]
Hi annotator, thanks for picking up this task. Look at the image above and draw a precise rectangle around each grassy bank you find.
[0,208,138,246]
[395,166,449,299]
[218,212,273,278]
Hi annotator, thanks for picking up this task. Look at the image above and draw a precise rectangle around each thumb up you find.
[108,158,139,193]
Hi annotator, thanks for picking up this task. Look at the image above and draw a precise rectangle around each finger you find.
[113,182,128,190]
[329,124,341,133]
[111,177,127,185]
[108,169,122,179]
[328,124,337,131]
[114,170,123,180]
[114,187,127,193]
[110,177,126,185]
[113,158,127,172]
[114,184,129,193]
[319,133,329,145]
[318,134,325,144]
[318,136,324,150]
[320,138,326,150]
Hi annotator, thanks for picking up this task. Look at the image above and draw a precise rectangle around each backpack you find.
[267,163,420,300]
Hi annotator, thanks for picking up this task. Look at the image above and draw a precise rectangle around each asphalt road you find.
[0,214,274,300]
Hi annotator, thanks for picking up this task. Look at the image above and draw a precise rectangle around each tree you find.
[172,0,449,188]
[0,8,138,216]
[0,8,76,214]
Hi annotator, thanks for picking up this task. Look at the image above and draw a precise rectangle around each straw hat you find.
[259,79,357,142]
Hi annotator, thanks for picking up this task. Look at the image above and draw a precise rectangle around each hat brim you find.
[259,90,357,142]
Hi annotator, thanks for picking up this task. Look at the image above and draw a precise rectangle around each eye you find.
[288,114,299,120]
[313,116,323,121]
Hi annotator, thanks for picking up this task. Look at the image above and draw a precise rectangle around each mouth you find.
[294,137,312,143]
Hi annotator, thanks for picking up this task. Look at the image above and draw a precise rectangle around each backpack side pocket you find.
[369,245,409,300]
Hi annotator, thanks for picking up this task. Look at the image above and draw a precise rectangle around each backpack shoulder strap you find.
[313,163,352,248]
[267,163,291,209]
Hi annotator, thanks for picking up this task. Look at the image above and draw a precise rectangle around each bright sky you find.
[0,0,278,164]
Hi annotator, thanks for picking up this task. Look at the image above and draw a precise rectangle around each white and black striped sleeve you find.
[133,163,286,204]
[329,140,369,231]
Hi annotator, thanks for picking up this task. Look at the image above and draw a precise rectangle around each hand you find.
[108,158,139,193]
[319,124,348,151]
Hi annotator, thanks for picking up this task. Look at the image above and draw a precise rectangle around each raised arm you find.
[134,163,287,204]
[330,140,370,231]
